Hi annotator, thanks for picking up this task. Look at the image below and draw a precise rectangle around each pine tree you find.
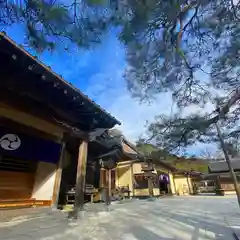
[1,0,240,150]
[1,0,112,51]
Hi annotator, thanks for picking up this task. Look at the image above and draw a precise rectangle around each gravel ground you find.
[0,195,239,240]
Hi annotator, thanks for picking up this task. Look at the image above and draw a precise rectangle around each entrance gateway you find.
[0,126,61,207]
[159,173,170,194]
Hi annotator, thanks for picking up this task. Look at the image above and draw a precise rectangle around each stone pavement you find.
[226,215,240,240]
[0,196,239,240]
[224,207,240,240]
[0,207,54,223]
[190,194,240,239]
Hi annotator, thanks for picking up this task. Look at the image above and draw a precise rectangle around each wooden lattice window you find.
[0,155,37,173]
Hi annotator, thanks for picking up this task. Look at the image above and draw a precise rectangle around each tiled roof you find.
[0,32,121,130]
[122,141,138,155]
[209,160,240,173]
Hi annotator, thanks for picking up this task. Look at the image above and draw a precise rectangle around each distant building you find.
[202,160,240,195]
[115,140,201,197]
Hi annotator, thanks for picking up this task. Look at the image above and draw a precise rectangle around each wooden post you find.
[52,141,66,209]
[170,172,177,195]
[216,176,221,189]
[108,169,112,204]
[99,166,105,202]
[100,167,105,188]
[72,140,88,218]
[186,174,192,195]
[131,163,134,197]
[116,165,119,187]
[215,122,240,205]
[105,169,110,205]
[215,175,224,196]
[148,177,154,197]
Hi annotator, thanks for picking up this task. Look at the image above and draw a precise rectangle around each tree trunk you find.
[215,123,240,207]
[71,140,88,218]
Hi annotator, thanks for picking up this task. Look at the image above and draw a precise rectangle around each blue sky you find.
[3,24,218,157]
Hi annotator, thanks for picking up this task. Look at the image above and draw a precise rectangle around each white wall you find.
[116,165,131,187]
[32,161,57,201]
[132,163,142,174]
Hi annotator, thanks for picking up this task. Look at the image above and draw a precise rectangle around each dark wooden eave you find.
[93,133,124,162]
[145,157,177,171]
[208,160,240,173]
[0,32,121,131]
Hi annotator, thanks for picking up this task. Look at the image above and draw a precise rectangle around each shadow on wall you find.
[58,150,78,205]
[145,208,231,240]
[116,165,131,187]
[175,176,192,195]
[31,161,57,200]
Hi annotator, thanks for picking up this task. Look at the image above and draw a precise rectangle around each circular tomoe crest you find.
[0,134,21,151]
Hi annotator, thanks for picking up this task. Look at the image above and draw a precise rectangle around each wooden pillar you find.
[148,177,154,197]
[98,166,105,202]
[104,169,110,205]
[116,165,119,187]
[186,174,192,195]
[72,140,88,216]
[170,172,177,195]
[112,168,116,189]
[131,163,134,197]
[216,176,221,189]
[108,169,112,204]
[52,141,66,209]
[215,175,224,195]
[100,167,105,188]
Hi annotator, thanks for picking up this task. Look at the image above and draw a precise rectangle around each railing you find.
[65,184,97,204]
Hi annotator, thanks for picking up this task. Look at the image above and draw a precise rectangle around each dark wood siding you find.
[0,156,36,200]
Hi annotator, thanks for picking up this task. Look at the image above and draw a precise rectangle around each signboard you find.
[0,127,61,164]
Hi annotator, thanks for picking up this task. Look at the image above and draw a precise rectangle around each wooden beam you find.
[0,82,73,125]
[0,116,61,143]
[72,140,88,218]
[52,141,66,209]
[1,82,90,136]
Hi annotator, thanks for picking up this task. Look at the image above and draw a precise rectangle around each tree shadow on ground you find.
[130,225,184,240]
[1,200,237,240]
[0,210,71,240]
[112,205,234,240]
[150,208,233,240]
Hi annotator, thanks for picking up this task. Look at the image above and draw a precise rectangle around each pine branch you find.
[230,0,240,21]
[176,88,240,143]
